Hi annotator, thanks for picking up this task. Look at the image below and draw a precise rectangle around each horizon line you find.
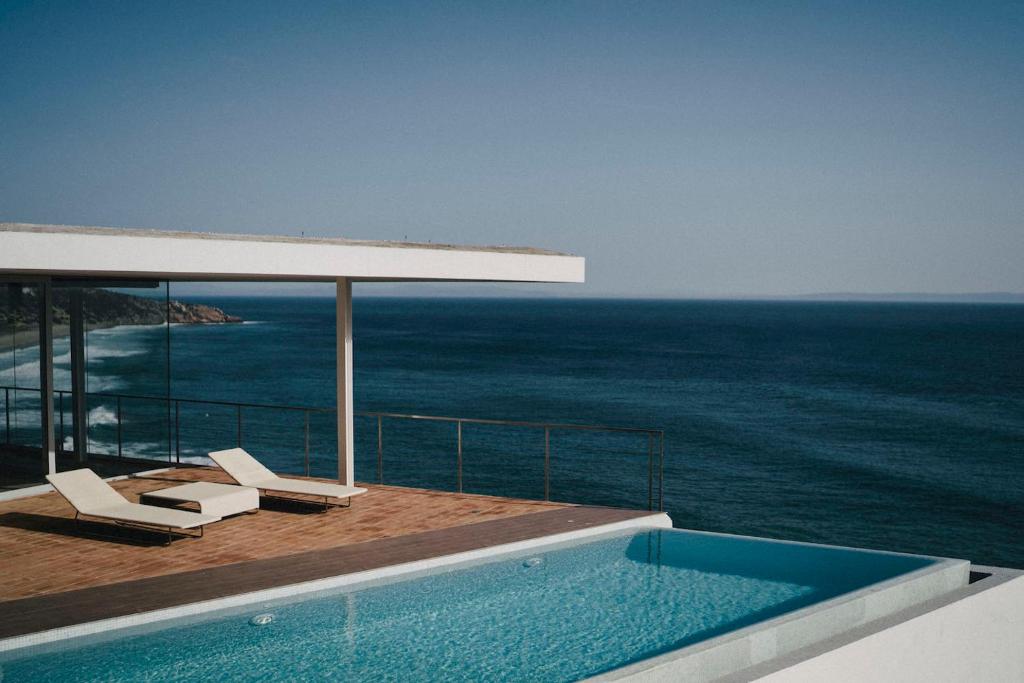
[165,291,1024,304]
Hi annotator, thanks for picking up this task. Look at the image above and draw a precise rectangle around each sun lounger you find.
[46,469,221,544]
[208,448,367,510]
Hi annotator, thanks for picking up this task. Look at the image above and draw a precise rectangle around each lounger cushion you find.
[47,469,130,513]
[248,478,367,499]
[87,503,220,529]
[209,447,367,501]
[46,468,221,530]
[208,448,279,487]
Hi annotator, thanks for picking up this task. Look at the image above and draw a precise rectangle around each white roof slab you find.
[0,223,584,283]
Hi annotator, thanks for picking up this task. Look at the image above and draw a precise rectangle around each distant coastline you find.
[1,288,242,353]
[784,292,1024,304]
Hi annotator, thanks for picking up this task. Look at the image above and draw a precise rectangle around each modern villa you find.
[0,222,1021,681]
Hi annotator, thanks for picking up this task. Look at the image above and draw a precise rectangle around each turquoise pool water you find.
[1,529,935,682]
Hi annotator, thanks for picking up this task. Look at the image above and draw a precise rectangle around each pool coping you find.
[714,563,1024,682]
[588,528,971,682]
[0,508,672,653]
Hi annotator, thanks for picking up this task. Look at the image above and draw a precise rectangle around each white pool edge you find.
[0,511,673,653]
[590,550,970,682]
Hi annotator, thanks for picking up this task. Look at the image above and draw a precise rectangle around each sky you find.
[1,1,1022,298]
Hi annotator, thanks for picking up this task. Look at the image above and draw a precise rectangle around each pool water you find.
[0,529,936,682]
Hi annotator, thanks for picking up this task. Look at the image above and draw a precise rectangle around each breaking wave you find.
[88,405,118,426]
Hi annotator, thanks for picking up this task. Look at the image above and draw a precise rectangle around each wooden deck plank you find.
[0,467,568,601]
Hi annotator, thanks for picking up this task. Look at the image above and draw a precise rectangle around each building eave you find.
[0,222,585,284]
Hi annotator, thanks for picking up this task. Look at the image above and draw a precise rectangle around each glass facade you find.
[2,279,324,490]
[1,281,45,489]
[0,280,175,489]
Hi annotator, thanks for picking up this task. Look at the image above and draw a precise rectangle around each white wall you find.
[751,572,1024,682]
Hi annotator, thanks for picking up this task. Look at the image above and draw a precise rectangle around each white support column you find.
[70,288,88,463]
[336,278,354,486]
[38,280,56,474]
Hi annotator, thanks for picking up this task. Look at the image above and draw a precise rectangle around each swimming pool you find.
[0,528,967,682]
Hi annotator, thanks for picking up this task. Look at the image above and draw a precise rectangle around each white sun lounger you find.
[208,448,367,510]
[46,469,221,544]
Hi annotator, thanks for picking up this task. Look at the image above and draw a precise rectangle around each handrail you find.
[75,388,333,414]
[355,410,662,435]
[1,383,666,510]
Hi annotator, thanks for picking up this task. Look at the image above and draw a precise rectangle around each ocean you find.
[2,298,1022,568]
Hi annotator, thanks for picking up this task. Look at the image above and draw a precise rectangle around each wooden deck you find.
[0,467,655,639]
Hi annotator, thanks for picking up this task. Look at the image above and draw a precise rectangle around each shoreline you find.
[1,325,72,354]
[0,320,240,355]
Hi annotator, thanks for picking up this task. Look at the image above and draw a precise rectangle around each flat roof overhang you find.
[0,223,585,283]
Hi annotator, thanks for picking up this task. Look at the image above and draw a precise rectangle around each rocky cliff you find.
[1,286,242,329]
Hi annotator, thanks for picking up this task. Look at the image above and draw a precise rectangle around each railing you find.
[359,411,665,511]
[1,384,665,510]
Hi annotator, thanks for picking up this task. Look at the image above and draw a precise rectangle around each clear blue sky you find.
[2,1,1022,297]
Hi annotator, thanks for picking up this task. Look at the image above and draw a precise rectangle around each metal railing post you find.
[116,396,122,458]
[376,414,383,483]
[544,427,550,501]
[304,410,310,477]
[647,432,654,511]
[456,419,463,493]
[58,391,65,455]
[4,387,9,444]
[659,432,665,512]
[174,400,180,463]
[236,405,242,447]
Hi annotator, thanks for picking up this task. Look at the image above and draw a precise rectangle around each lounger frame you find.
[63,506,205,546]
[46,471,216,546]
[255,489,354,512]
[208,448,366,513]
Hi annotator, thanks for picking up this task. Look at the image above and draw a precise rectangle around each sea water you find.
[1,298,1021,566]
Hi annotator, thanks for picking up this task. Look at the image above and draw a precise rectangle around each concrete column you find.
[336,278,354,486]
[37,280,56,474]
[69,288,88,463]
